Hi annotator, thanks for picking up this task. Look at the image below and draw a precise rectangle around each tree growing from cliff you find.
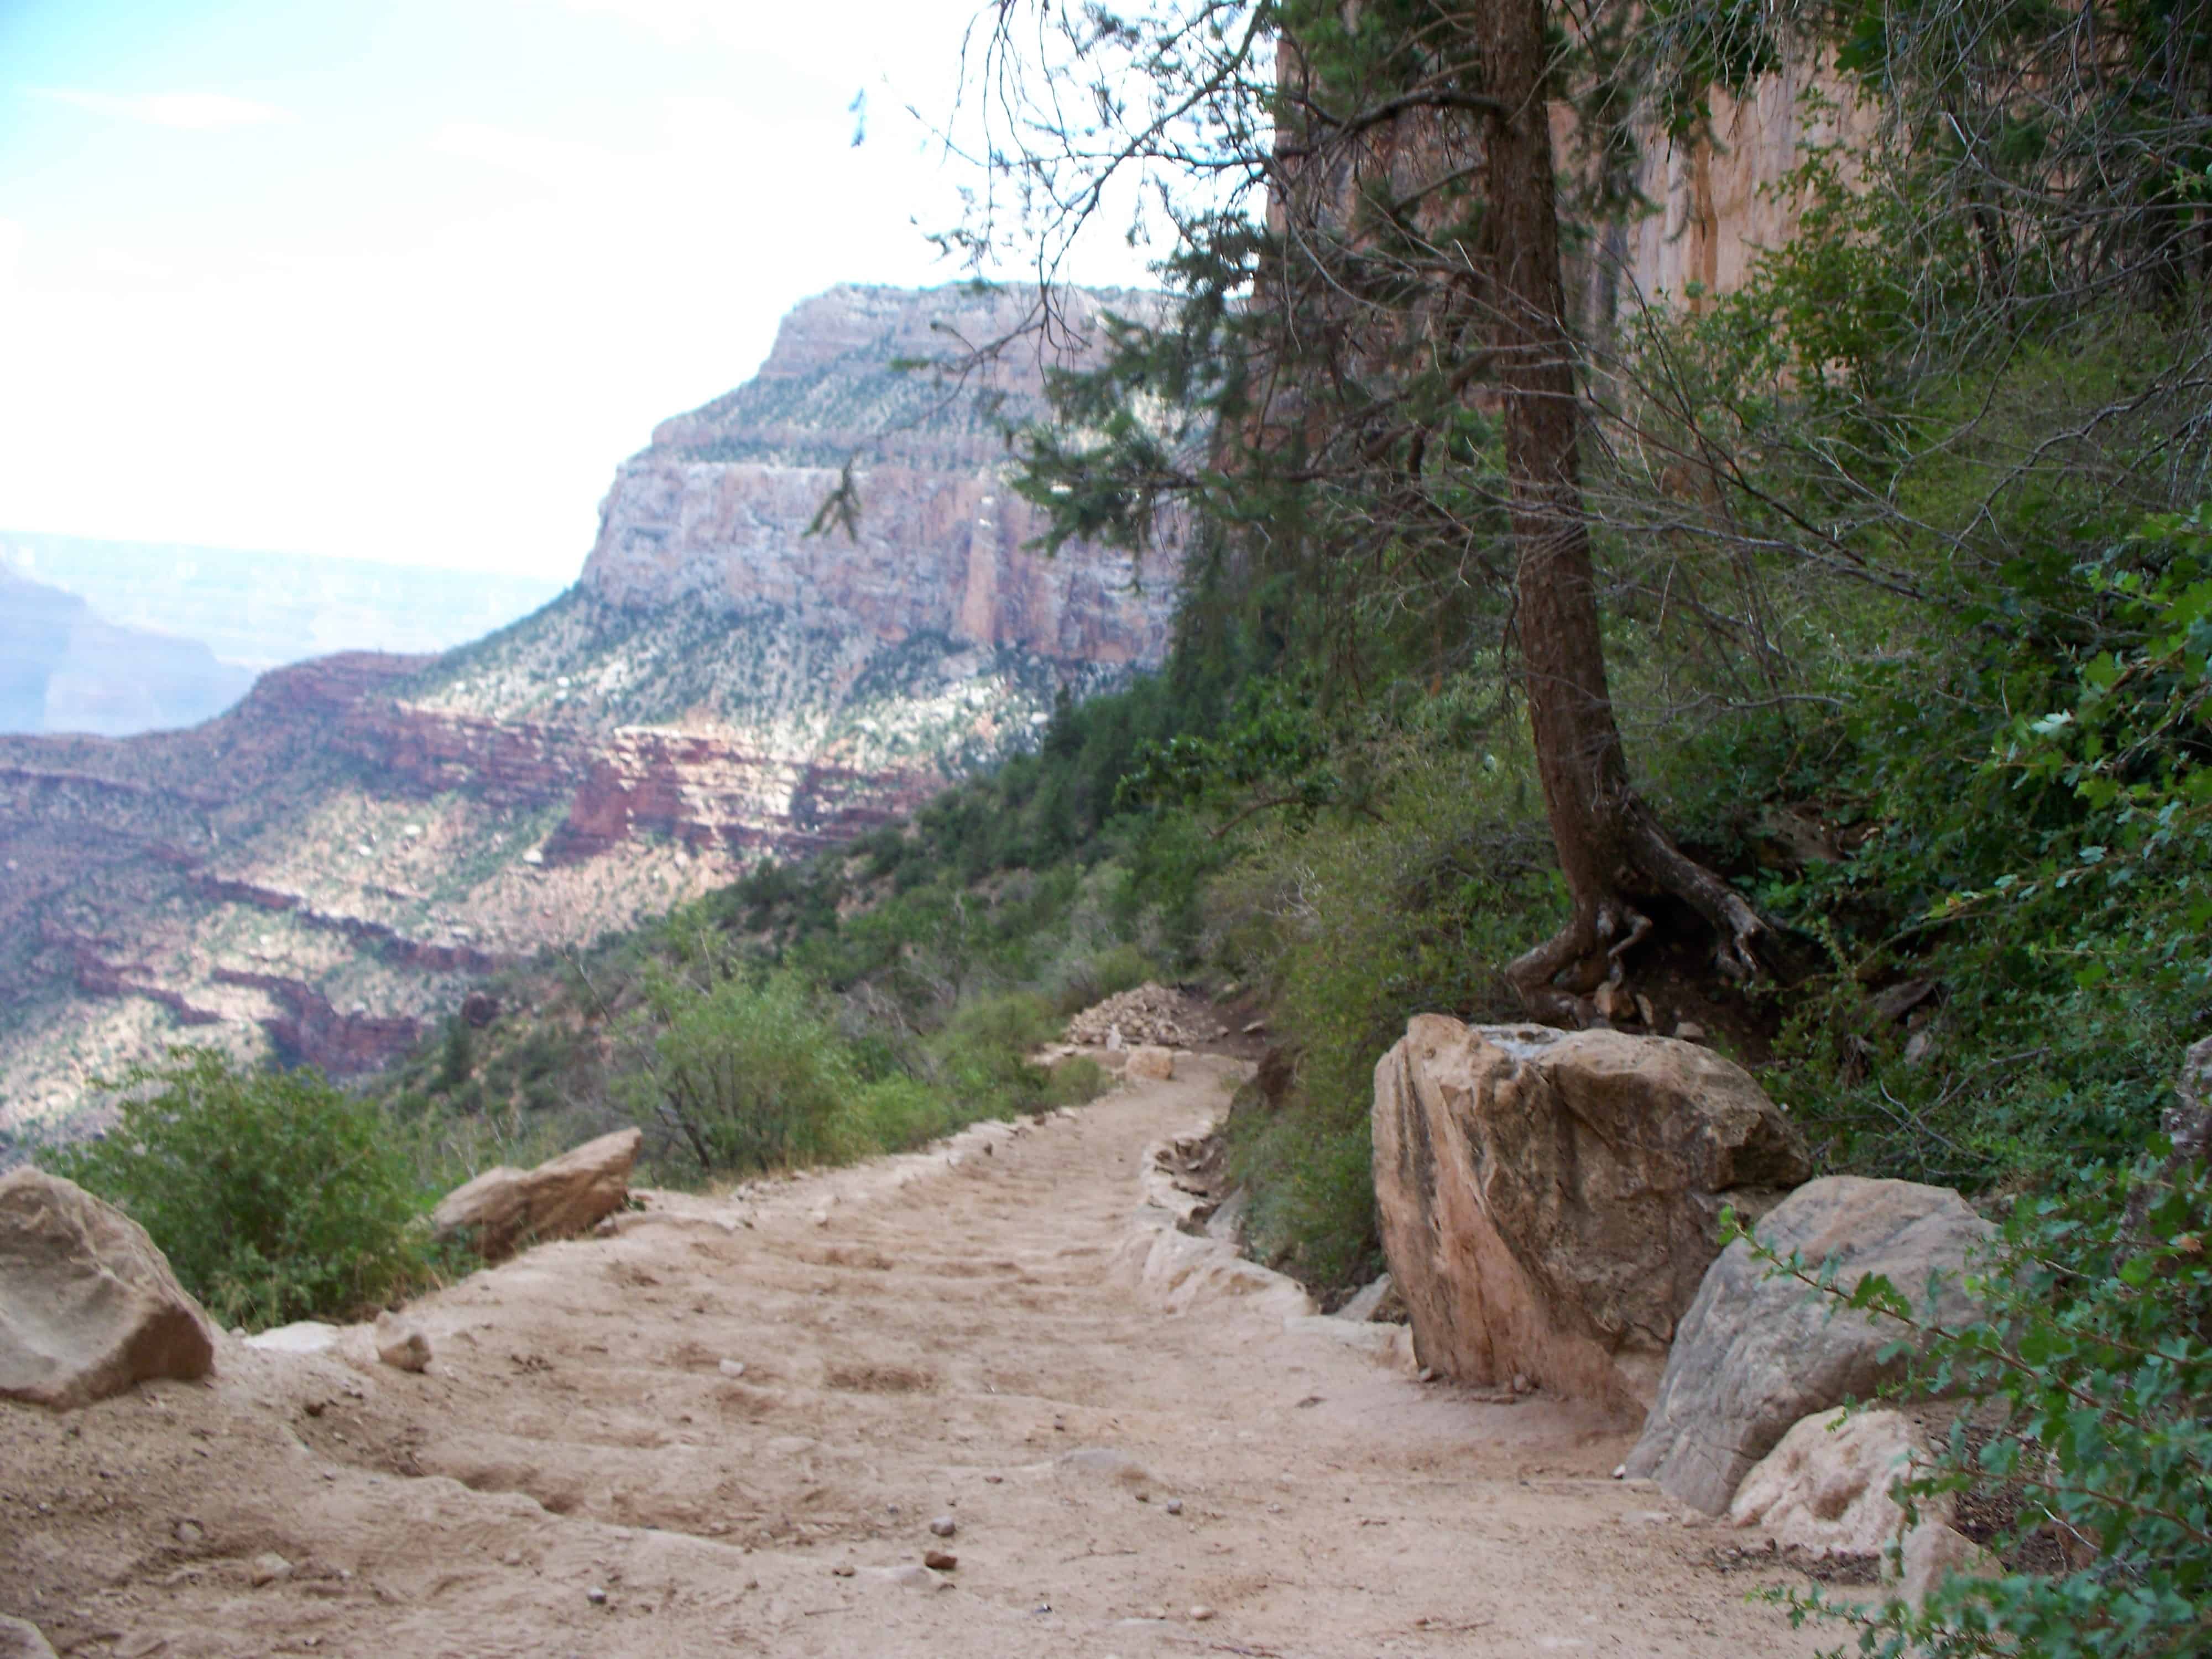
[946,0,1771,1016]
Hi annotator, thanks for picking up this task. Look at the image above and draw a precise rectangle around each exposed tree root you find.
[1506,792,1766,1027]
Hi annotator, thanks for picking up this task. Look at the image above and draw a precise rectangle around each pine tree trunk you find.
[1475,0,1765,1021]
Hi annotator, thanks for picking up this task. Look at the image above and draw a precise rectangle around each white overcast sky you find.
[0,0,1156,580]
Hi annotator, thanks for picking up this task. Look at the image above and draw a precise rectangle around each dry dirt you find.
[1,1057,1841,1657]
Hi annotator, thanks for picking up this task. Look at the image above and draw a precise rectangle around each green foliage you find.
[1635,483,2212,1187]
[616,967,1089,1181]
[436,1016,473,1093]
[45,1048,441,1331]
[1208,696,1559,1290]
[1747,1154,2212,1657]
[622,969,870,1175]
[1042,1053,1114,1107]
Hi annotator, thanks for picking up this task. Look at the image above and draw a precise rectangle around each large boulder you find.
[431,1128,642,1261]
[1624,1175,1992,1512]
[1371,1016,1810,1415]
[0,1169,216,1409]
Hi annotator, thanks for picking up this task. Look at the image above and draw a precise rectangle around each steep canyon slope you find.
[0,284,1179,1147]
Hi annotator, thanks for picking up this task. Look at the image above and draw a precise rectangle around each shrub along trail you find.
[1,1058,1828,1657]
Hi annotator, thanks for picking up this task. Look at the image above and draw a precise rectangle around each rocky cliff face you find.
[580,284,1177,665]
[0,284,1180,1146]
[1618,64,1872,309]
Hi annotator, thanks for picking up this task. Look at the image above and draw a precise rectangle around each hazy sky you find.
[0,0,1147,580]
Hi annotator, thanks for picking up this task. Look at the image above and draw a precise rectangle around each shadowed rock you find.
[1624,1175,1992,1512]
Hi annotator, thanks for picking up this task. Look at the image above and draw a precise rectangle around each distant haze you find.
[1,532,568,672]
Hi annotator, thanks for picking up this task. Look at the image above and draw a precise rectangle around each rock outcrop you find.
[1124,1045,1177,1082]
[1614,64,1876,313]
[1624,1176,1993,1513]
[1370,1017,1809,1416]
[209,969,422,1076]
[432,1128,644,1261]
[0,1168,216,1408]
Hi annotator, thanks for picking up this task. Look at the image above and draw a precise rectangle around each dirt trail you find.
[2,1058,1834,1657]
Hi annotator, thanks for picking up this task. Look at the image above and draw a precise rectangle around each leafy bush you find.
[45,1048,438,1331]
[1051,941,1157,1015]
[1209,727,1557,1291]
[1750,1152,2212,1658]
[621,972,1084,1180]
[1657,498,2212,1188]
[623,969,865,1174]
[924,992,1061,1117]
[1042,1053,1113,1107]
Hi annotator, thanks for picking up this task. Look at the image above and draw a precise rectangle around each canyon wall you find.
[1618,65,1873,309]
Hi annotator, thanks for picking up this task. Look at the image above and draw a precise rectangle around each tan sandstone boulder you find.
[1624,1175,1992,1512]
[432,1127,642,1261]
[1728,1407,1936,1557]
[0,1168,216,1409]
[1124,1045,1176,1082]
[1371,1017,1809,1416]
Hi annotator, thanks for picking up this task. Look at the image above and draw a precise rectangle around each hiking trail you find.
[1,1056,1832,1657]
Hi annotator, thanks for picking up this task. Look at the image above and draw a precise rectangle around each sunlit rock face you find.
[579,282,1181,667]
[1616,64,1875,310]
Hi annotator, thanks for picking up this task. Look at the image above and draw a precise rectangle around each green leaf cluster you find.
[45,1048,444,1332]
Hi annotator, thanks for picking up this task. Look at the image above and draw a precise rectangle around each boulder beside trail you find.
[0,1168,216,1410]
[432,1127,642,1261]
[1371,1016,1809,1416]
[1624,1175,1993,1513]
[1727,1407,1937,1557]
[1124,1045,1176,1082]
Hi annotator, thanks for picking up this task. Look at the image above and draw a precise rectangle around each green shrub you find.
[1052,941,1157,1015]
[924,992,1060,1117]
[45,1048,437,1332]
[1043,1054,1113,1107]
[622,968,863,1175]
[847,1074,964,1153]
[1208,734,1556,1292]
[1751,1150,2212,1658]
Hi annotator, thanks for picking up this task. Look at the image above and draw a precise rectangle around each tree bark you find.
[1473,0,1765,1021]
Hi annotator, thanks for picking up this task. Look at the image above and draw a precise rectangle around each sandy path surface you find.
[2,1057,1834,1657]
